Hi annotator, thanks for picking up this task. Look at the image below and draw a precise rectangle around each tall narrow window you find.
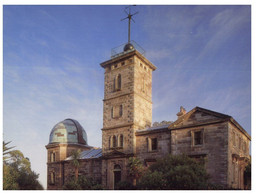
[142,76,145,92]
[119,105,123,117]
[232,132,236,146]
[113,164,121,189]
[114,74,122,91]
[147,137,157,152]
[239,137,241,149]
[50,172,55,185]
[194,131,203,145]
[50,152,56,162]
[113,135,117,148]
[120,134,123,148]
[109,136,112,148]
[111,107,114,118]
[147,138,151,151]
[113,77,116,91]
[118,134,124,148]
[117,74,121,90]
[151,138,158,151]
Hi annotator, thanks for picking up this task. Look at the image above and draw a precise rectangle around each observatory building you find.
[45,9,251,190]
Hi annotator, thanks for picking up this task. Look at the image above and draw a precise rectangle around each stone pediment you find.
[168,106,231,129]
[103,149,126,158]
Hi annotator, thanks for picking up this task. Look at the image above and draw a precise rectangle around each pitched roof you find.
[168,106,231,129]
[168,106,251,140]
[65,148,102,161]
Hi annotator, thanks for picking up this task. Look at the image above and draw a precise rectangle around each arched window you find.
[50,152,56,162]
[114,74,122,91]
[119,134,123,148]
[110,136,114,148]
[109,136,112,148]
[117,74,121,90]
[119,105,123,117]
[113,135,117,148]
[111,107,114,118]
[50,172,55,185]
[113,77,116,91]
[142,76,145,92]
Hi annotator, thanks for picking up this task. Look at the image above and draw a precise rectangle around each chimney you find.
[176,106,186,119]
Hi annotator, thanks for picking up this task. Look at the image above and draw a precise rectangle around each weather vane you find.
[121,5,139,43]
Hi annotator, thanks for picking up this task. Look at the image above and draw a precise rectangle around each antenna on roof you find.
[121,5,139,43]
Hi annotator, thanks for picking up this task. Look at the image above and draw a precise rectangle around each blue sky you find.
[3,5,251,189]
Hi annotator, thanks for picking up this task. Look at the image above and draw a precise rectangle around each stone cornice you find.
[101,122,134,131]
[103,91,152,104]
[136,127,169,136]
[169,118,230,130]
[229,118,251,140]
[101,152,134,159]
[45,143,93,149]
[100,50,157,71]
[103,92,133,102]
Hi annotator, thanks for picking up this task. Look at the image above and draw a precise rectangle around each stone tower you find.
[100,48,156,155]
[100,44,156,189]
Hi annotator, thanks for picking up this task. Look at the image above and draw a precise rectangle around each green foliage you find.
[138,171,166,190]
[244,160,251,178]
[3,141,15,163]
[62,178,82,190]
[137,154,210,190]
[70,149,81,181]
[115,181,136,190]
[3,141,43,190]
[70,149,81,168]
[127,157,145,179]
[3,164,19,190]
[244,159,251,189]
[63,176,103,190]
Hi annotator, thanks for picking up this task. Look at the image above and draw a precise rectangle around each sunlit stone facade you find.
[46,48,250,190]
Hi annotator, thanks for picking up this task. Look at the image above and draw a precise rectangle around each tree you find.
[244,158,251,190]
[63,176,103,190]
[3,164,19,190]
[3,141,15,163]
[127,157,145,186]
[3,141,43,190]
[70,149,81,181]
[115,181,136,190]
[137,154,210,190]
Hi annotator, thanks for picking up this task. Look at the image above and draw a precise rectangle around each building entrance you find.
[113,164,121,189]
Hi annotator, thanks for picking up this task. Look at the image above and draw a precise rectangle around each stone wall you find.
[47,162,62,190]
[101,157,130,189]
[103,56,135,100]
[227,122,250,189]
[63,159,102,185]
[103,94,134,128]
[102,52,155,156]
[102,126,135,154]
[135,129,171,164]
[171,122,229,187]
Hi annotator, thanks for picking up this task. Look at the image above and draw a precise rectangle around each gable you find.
[169,107,231,129]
